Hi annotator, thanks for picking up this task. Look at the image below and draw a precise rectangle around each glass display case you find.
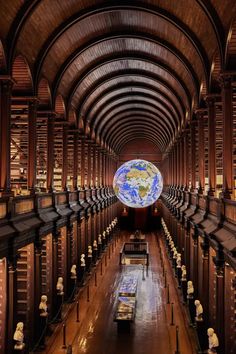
[114,275,138,324]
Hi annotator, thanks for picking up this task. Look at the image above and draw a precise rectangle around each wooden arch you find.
[209,51,222,93]
[68,109,77,125]
[225,17,236,69]
[37,77,52,108]
[0,40,7,72]
[55,94,66,116]
[11,54,33,95]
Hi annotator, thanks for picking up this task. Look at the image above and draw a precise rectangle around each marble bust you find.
[187,280,194,298]
[98,234,102,244]
[93,240,98,250]
[56,277,64,295]
[181,265,187,281]
[13,322,25,350]
[70,264,77,279]
[39,295,48,317]
[88,245,93,257]
[194,299,203,321]
[80,254,86,267]
[207,328,219,353]
[176,254,181,268]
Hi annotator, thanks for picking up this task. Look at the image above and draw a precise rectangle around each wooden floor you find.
[41,231,198,354]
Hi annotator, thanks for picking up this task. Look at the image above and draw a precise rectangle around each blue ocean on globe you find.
[113,159,163,208]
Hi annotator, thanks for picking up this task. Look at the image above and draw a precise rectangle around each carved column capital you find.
[219,72,235,88]
[200,239,209,257]
[213,253,225,276]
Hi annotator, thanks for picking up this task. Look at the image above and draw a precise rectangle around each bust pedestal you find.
[177,267,181,287]
[54,293,63,322]
[93,249,97,264]
[195,319,207,353]
[98,243,102,257]
[78,265,86,286]
[181,280,187,302]
[13,342,25,353]
[38,312,48,349]
[187,296,195,325]
[87,256,92,272]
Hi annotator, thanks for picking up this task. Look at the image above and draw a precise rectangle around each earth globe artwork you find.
[113,159,163,208]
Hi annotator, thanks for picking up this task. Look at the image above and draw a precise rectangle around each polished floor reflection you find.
[43,232,197,354]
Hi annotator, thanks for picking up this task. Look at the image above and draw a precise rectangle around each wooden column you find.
[52,230,59,317]
[72,131,78,191]
[179,137,183,187]
[0,77,13,194]
[87,142,92,188]
[173,145,177,186]
[92,144,97,188]
[190,119,197,191]
[27,99,38,194]
[176,140,180,187]
[80,137,85,189]
[46,114,55,192]
[102,150,105,187]
[215,263,225,353]
[7,256,17,353]
[221,74,233,198]
[205,96,216,196]
[85,217,89,254]
[104,152,108,187]
[62,124,68,191]
[172,146,175,186]
[66,223,73,297]
[34,242,42,342]
[97,147,101,188]
[184,126,190,189]
[196,110,206,193]
[107,154,110,186]
[200,240,209,320]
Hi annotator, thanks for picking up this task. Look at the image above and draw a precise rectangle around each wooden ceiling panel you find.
[79,76,185,121]
[82,86,181,125]
[154,0,218,59]
[0,0,22,39]
[57,36,197,102]
[2,0,236,154]
[40,9,204,89]
[211,0,236,30]
[93,95,176,135]
[101,114,172,150]
[70,59,190,111]
[16,0,103,68]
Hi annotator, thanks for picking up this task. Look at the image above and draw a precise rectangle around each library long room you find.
[0,1,236,354]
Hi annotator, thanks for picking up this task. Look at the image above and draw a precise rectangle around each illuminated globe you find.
[113,159,163,208]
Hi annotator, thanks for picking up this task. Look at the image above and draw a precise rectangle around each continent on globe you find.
[113,159,163,208]
[139,185,150,198]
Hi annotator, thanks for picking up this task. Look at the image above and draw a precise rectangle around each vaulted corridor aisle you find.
[44,232,197,354]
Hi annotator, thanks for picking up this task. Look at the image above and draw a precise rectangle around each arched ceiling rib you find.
[68,56,192,110]
[74,69,187,123]
[1,0,236,156]
[53,33,200,97]
[101,113,171,148]
[88,91,179,131]
[101,113,171,144]
[79,76,185,121]
[102,117,170,152]
[94,104,175,146]
[81,84,182,125]
[113,131,166,154]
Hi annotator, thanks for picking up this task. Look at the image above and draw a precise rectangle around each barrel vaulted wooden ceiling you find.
[1,0,236,157]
